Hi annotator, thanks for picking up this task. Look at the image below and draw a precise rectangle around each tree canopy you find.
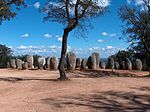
[0,0,24,24]
[118,0,150,54]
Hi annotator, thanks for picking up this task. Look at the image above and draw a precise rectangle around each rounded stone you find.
[115,62,120,69]
[80,59,87,70]
[27,55,34,69]
[22,62,28,70]
[66,51,76,70]
[125,58,132,70]
[38,57,46,70]
[50,57,58,70]
[135,59,142,71]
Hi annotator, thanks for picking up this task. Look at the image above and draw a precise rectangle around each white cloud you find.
[55,35,59,38]
[106,45,113,49]
[98,39,104,42]
[101,32,117,37]
[127,0,131,4]
[44,34,52,38]
[34,2,40,9]
[102,32,108,36]
[57,37,62,42]
[21,34,29,38]
[99,0,111,7]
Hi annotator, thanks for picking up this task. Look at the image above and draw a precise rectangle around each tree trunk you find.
[58,29,69,80]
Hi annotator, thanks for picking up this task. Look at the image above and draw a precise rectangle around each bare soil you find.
[0,69,149,112]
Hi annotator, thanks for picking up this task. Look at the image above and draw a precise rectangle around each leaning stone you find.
[38,57,46,70]
[80,59,87,70]
[27,55,34,69]
[125,58,132,70]
[22,62,28,70]
[16,59,23,70]
[10,59,16,69]
[135,59,142,71]
[66,51,76,70]
[50,57,58,70]
[87,53,97,70]
[76,58,82,69]
[115,62,120,69]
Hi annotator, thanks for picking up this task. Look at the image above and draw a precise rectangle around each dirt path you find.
[0,69,149,112]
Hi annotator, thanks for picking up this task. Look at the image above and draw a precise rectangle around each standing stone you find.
[66,51,76,70]
[120,61,126,70]
[10,59,16,69]
[38,57,46,70]
[135,59,142,71]
[101,62,106,69]
[50,57,58,70]
[27,55,34,69]
[22,62,28,70]
[87,54,97,70]
[115,62,120,69]
[81,59,87,70]
[92,52,100,68]
[107,57,114,71]
[76,58,82,69]
[125,58,132,70]
[7,62,10,68]
[16,59,23,70]
[46,56,51,69]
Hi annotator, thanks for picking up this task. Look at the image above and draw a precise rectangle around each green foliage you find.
[0,0,24,24]
[0,44,12,68]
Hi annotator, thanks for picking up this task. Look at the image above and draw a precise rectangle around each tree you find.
[0,44,12,68]
[42,0,106,80]
[118,0,150,56]
[0,0,24,25]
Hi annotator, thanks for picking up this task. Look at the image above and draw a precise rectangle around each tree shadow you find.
[42,88,150,112]
[0,77,59,83]
[70,70,142,78]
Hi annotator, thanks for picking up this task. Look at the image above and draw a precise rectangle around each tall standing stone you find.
[81,59,87,70]
[120,61,126,70]
[27,55,34,69]
[16,59,23,70]
[10,59,16,69]
[7,62,10,68]
[100,62,106,69]
[46,56,51,69]
[135,59,142,71]
[107,57,114,71]
[50,56,58,70]
[76,58,82,69]
[92,52,100,68]
[125,58,132,70]
[38,57,46,70]
[66,51,76,70]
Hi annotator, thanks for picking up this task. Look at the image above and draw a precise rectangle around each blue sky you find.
[0,0,143,58]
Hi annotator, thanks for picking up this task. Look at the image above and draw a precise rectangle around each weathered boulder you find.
[76,58,82,69]
[120,61,126,70]
[66,51,76,70]
[125,58,132,70]
[10,59,16,69]
[22,62,28,70]
[46,56,51,69]
[38,57,46,70]
[50,57,58,70]
[135,59,142,71]
[27,55,34,69]
[16,59,23,70]
[107,57,114,71]
[115,62,120,69]
[100,62,106,69]
[80,59,87,70]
